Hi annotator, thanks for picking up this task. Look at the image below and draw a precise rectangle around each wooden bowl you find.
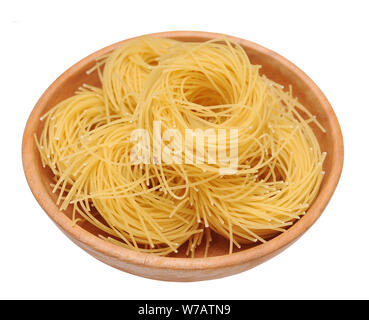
[22,31,344,281]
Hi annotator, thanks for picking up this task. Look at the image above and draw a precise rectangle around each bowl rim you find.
[22,30,344,272]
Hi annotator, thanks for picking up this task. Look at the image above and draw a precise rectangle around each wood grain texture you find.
[22,31,344,281]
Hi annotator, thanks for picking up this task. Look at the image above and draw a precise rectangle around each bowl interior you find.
[27,32,339,258]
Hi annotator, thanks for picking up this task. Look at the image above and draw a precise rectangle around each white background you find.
[1,0,368,300]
